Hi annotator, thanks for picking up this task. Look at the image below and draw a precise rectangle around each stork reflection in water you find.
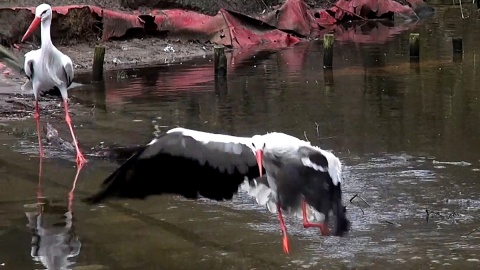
[25,160,84,270]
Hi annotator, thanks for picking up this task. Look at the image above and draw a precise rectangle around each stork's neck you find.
[40,19,53,49]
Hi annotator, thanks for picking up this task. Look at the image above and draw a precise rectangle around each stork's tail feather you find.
[334,204,350,237]
[82,151,142,204]
[332,183,351,236]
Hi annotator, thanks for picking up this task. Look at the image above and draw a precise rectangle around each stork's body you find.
[250,132,350,253]
[21,3,86,166]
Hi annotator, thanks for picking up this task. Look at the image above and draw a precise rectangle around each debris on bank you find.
[0,92,85,121]
[44,122,75,154]
[44,122,143,162]
[0,0,434,49]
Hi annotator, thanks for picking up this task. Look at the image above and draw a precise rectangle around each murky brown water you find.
[2,5,480,270]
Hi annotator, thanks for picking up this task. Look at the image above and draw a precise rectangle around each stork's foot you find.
[282,233,290,254]
[318,223,330,236]
[276,203,290,254]
[76,152,87,167]
[303,220,330,236]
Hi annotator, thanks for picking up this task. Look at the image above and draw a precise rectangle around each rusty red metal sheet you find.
[3,0,424,48]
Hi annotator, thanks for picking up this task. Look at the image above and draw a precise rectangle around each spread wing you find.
[83,129,262,204]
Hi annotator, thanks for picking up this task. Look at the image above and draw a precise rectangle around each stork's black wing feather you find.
[83,131,261,204]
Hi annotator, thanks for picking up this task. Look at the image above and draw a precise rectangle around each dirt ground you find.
[22,38,214,72]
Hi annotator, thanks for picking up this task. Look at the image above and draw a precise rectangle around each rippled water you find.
[2,5,480,269]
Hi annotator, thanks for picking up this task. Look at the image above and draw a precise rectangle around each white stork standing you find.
[21,3,86,166]
[83,127,350,254]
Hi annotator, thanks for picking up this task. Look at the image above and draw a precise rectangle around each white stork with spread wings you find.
[83,127,351,254]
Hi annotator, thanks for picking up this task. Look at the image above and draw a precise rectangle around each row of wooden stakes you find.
[1,33,464,83]
[211,33,466,77]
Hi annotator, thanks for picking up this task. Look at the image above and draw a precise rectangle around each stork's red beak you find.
[255,149,263,177]
[21,17,41,42]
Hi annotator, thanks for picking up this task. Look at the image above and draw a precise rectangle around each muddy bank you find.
[28,38,214,72]
[0,41,212,88]
[0,92,88,121]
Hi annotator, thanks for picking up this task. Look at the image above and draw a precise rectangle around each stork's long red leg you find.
[63,100,87,166]
[35,99,45,215]
[302,200,329,236]
[277,204,290,254]
[34,99,44,158]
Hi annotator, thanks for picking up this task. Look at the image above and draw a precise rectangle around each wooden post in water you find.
[410,61,420,74]
[92,45,106,82]
[323,34,334,68]
[409,33,420,61]
[215,76,228,96]
[214,45,227,77]
[452,37,463,62]
[452,37,463,53]
[324,68,334,93]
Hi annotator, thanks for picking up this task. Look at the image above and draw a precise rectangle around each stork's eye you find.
[263,143,266,148]
[251,143,255,148]
[41,10,47,16]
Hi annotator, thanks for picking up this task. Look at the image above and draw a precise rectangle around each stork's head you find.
[250,135,266,177]
[21,4,53,42]
[35,4,53,21]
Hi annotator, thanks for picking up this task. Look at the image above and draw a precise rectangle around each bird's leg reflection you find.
[37,153,44,214]
[68,162,84,213]
[26,165,84,270]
